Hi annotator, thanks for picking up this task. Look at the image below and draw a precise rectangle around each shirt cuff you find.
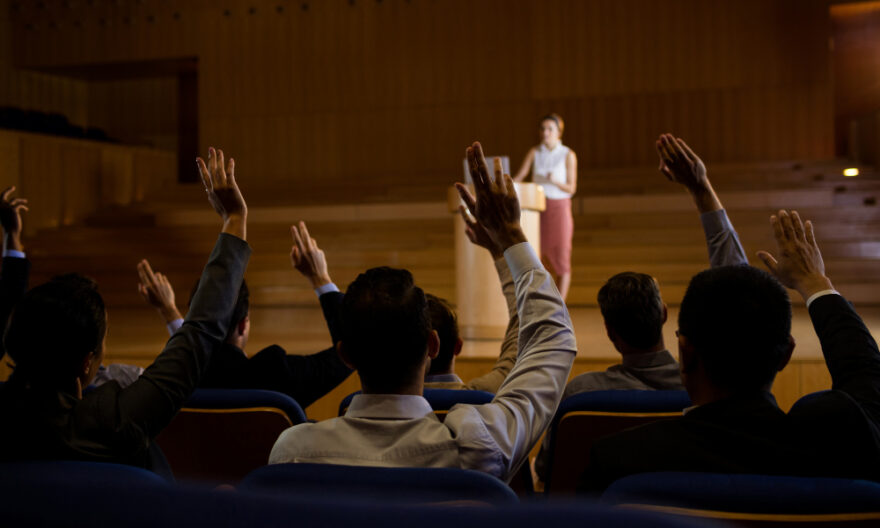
[806,289,839,308]
[3,249,26,259]
[504,242,541,279]
[700,209,731,235]
[315,282,340,296]
[166,318,184,335]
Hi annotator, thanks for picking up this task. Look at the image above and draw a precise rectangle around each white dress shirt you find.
[268,241,577,482]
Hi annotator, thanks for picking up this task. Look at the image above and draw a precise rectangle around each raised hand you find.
[137,259,183,323]
[455,142,526,252]
[196,147,247,240]
[757,210,833,300]
[290,221,332,288]
[0,186,28,251]
[457,157,506,259]
[656,134,720,212]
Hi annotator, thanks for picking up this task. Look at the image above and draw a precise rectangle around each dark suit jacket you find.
[0,255,30,358]
[580,294,880,493]
[199,291,352,408]
[0,234,251,469]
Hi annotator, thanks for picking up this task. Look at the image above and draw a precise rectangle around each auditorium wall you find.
[7,0,834,194]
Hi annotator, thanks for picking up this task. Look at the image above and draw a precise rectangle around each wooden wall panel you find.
[8,0,836,196]
[0,0,88,125]
[0,130,175,235]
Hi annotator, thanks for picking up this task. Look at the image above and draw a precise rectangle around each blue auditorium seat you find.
[543,390,692,495]
[0,471,716,528]
[602,472,880,525]
[241,463,519,505]
[155,388,307,484]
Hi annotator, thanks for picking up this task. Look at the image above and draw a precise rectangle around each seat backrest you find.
[241,463,518,505]
[338,388,494,420]
[156,388,307,484]
[0,460,168,489]
[603,472,880,526]
[545,390,691,495]
[0,467,717,528]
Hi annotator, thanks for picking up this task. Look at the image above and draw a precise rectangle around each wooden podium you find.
[447,183,546,339]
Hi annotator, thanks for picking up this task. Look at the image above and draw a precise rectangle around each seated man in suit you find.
[579,208,880,492]
[134,222,351,408]
[534,134,747,481]
[269,142,577,482]
[0,147,251,469]
[0,186,29,360]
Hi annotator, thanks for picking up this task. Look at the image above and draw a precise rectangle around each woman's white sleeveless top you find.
[533,143,572,199]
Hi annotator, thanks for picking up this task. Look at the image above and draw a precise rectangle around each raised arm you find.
[291,221,343,344]
[0,186,29,358]
[513,148,535,183]
[455,196,518,392]
[137,259,184,334]
[657,133,747,267]
[118,147,250,437]
[757,210,880,424]
[448,142,577,482]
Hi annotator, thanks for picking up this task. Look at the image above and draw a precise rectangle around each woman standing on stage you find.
[514,113,577,300]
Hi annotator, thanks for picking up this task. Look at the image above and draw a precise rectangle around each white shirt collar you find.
[345,394,434,420]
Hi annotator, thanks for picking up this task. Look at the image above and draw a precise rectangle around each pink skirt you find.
[540,198,573,275]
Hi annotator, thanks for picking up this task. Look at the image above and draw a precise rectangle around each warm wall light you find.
[844,168,860,177]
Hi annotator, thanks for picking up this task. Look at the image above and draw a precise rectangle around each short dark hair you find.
[342,267,431,393]
[425,294,459,375]
[189,278,249,341]
[5,274,106,386]
[678,265,792,393]
[598,272,664,350]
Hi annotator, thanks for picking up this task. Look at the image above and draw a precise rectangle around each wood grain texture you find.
[7,0,835,196]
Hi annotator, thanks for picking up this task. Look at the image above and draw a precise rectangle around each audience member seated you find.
[0,147,251,469]
[131,222,351,407]
[534,134,747,481]
[579,208,880,492]
[422,206,521,391]
[268,142,577,482]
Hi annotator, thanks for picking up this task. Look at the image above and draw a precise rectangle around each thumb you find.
[756,251,779,274]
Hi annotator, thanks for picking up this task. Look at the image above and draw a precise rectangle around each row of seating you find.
[3,460,879,526]
[157,386,872,506]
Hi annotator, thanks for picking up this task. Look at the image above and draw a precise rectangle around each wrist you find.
[495,226,527,251]
[222,215,247,240]
[5,233,23,252]
[309,274,333,289]
[796,276,834,301]
[160,306,182,323]
[688,182,722,213]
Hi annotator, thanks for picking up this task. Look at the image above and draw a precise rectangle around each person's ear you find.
[452,337,463,357]
[81,352,95,379]
[337,341,355,371]
[427,330,440,360]
[661,303,668,324]
[777,335,795,372]
[237,315,250,336]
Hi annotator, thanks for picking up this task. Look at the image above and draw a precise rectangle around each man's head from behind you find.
[678,265,793,398]
[340,267,438,394]
[5,274,106,391]
[189,278,250,349]
[598,272,667,353]
[425,294,462,376]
